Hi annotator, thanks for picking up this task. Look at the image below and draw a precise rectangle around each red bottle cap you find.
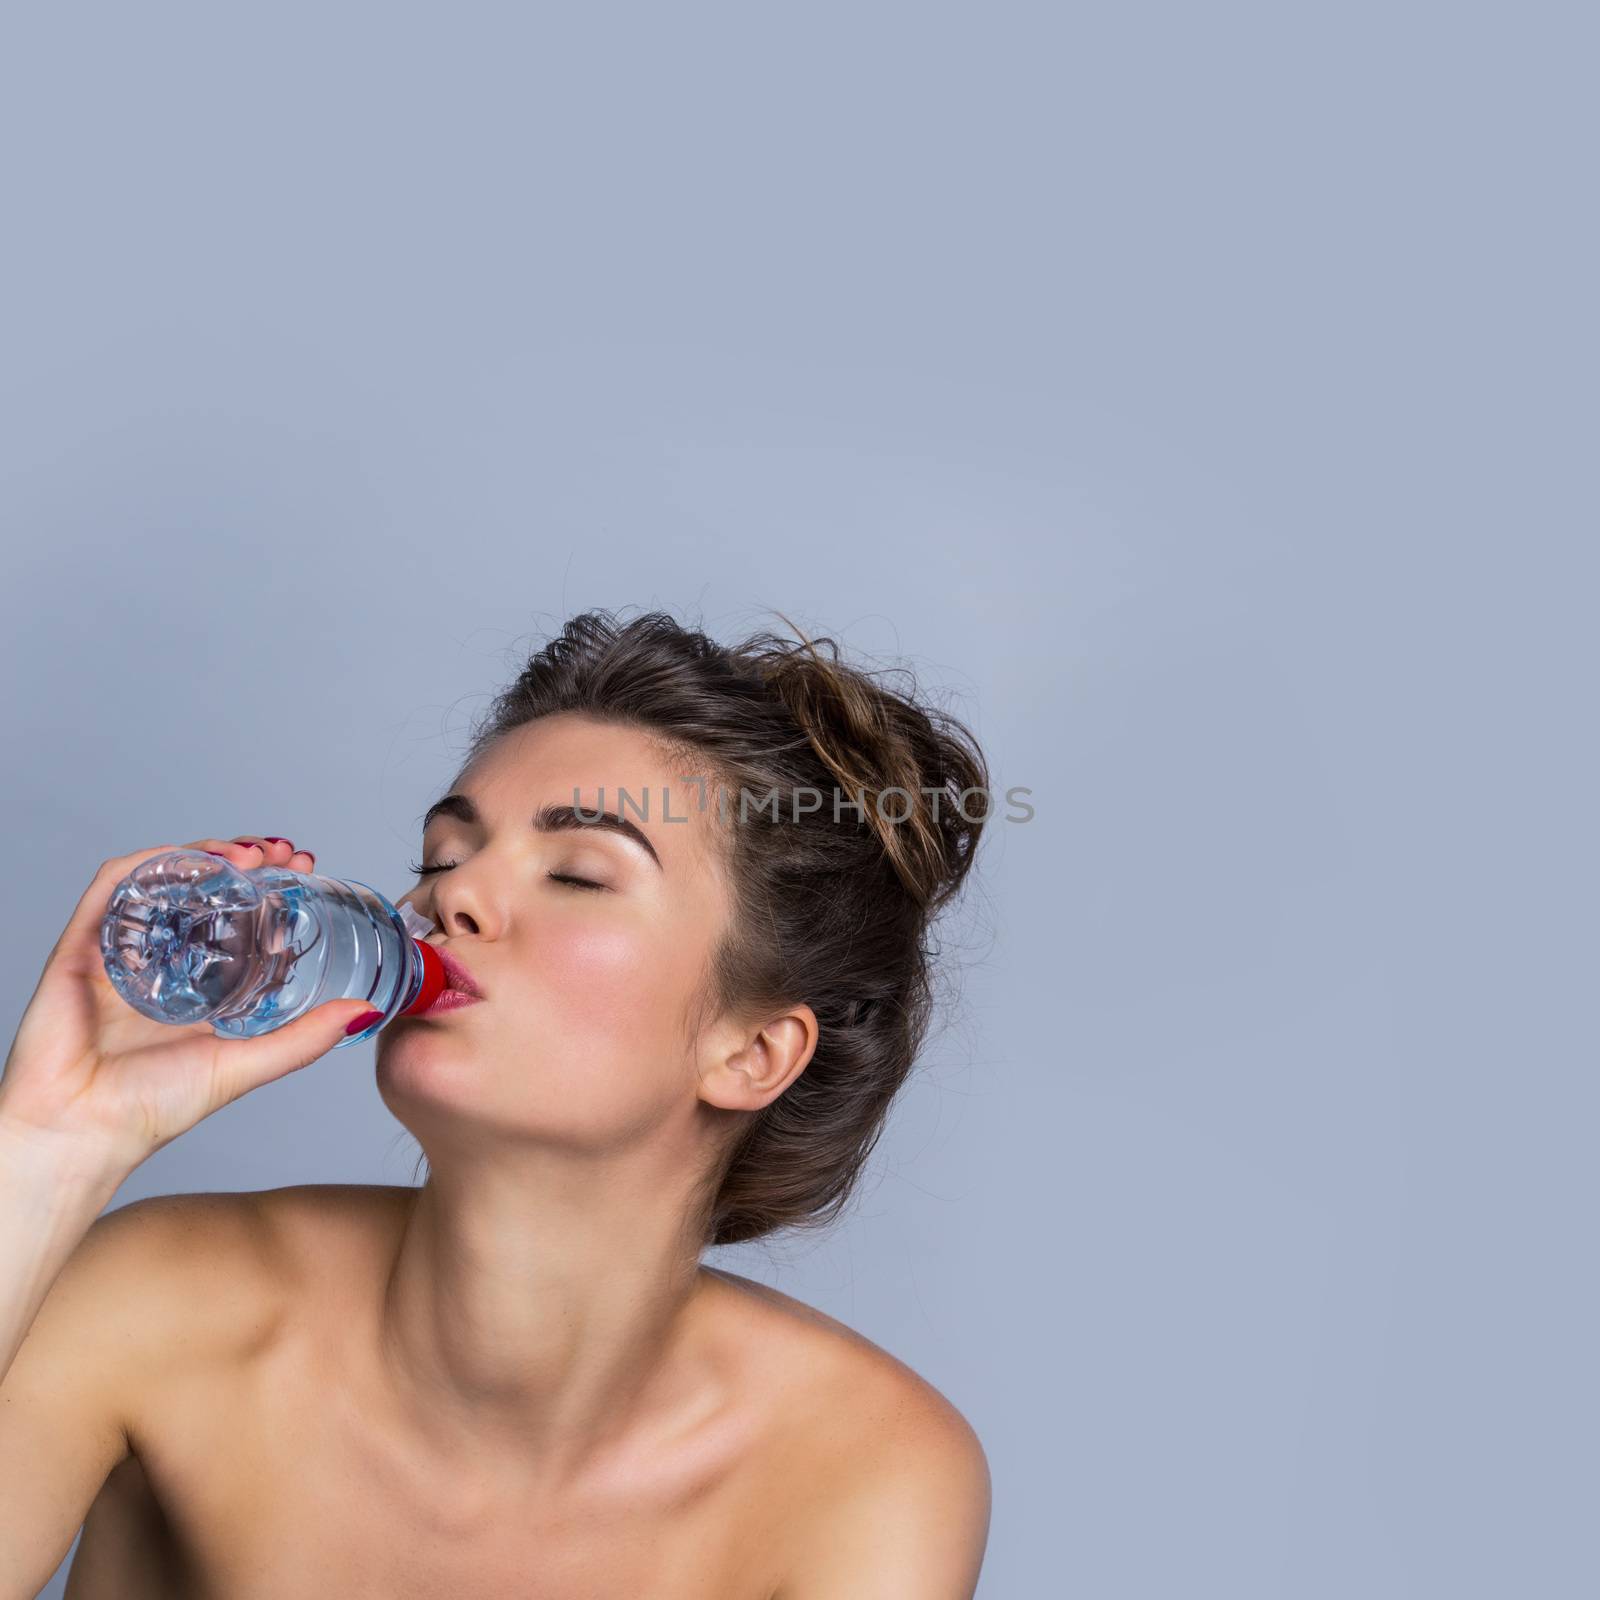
[398,939,447,1016]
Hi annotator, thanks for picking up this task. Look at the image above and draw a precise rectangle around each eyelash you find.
[407,860,607,893]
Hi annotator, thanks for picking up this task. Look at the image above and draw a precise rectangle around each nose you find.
[418,853,506,942]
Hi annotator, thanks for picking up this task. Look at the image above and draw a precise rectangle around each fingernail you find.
[264,837,291,845]
[346,1010,384,1035]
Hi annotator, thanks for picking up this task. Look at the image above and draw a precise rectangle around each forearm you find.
[0,1116,129,1387]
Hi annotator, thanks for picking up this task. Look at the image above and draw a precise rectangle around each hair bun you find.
[740,614,989,915]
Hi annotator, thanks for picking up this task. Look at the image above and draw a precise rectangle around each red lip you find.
[433,946,485,999]
[417,988,481,1016]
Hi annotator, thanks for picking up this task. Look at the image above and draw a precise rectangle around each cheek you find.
[538,922,685,1037]
[514,922,701,1137]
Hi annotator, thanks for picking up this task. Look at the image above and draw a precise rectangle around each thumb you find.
[210,999,384,1104]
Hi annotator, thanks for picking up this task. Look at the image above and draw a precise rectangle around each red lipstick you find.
[434,946,484,999]
[397,943,484,1019]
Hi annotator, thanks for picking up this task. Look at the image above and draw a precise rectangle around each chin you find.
[374,1025,488,1111]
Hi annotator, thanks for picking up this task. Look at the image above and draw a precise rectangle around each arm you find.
[777,1404,993,1600]
[0,1118,129,1403]
[0,1124,144,1600]
[0,834,362,1598]
[0,1175,275,1600]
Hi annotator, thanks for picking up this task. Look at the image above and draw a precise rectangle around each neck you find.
[377,1137,717,1482]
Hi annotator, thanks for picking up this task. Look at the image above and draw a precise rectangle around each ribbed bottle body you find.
[100,849,423,1049]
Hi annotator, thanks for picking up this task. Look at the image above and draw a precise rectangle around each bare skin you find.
[60,1182,973,1600]
[3,717,991,1597]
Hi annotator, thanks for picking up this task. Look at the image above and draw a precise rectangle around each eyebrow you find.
[419,793,663,871]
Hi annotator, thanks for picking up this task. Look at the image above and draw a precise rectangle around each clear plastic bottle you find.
[99,848,446,1049]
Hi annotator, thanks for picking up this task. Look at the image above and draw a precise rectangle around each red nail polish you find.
[345,1010,384,1035]
[264,837,290,845]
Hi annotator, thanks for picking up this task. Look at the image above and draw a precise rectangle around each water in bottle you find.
[99,848,446,1049]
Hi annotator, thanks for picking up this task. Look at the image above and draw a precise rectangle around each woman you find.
[0,609,994,1598]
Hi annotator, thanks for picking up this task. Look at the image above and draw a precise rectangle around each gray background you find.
[3,4,1593,1596]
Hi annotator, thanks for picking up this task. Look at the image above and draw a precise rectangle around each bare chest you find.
[81,1337,794,1600]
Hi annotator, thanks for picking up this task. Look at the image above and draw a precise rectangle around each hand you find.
[0,836,379,1182]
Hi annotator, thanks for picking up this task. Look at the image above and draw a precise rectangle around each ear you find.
[699,1004,819,1112]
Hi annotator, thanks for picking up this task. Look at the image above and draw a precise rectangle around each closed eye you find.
[409,858,455,877]
[409,859,608,893]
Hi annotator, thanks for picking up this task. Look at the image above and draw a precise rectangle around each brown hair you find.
[416,607,990,1248]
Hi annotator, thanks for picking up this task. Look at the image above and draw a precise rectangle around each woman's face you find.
[378,712,743,1154]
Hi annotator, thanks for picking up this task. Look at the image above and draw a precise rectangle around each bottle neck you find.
[398,937,446,1016]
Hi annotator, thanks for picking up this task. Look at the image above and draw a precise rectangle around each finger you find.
[224,836,316,872]
[232,835,287,870]
[182,836,265,866]
[180,837,303,872]
[206,998,384,1106]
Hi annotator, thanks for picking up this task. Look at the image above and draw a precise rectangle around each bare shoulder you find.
[5,1186,292,1480]
[0,1189,277,1600]
[704,1264,985,1438]
[703,1267,992,1598]
[86,1183,413,1347]
[88,1188,282,1338]
[204,1181,413,1315]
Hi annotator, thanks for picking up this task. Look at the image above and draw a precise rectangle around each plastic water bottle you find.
[99,848,446,1049]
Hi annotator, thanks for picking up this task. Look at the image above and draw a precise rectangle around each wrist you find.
[0,1106,138,1205]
